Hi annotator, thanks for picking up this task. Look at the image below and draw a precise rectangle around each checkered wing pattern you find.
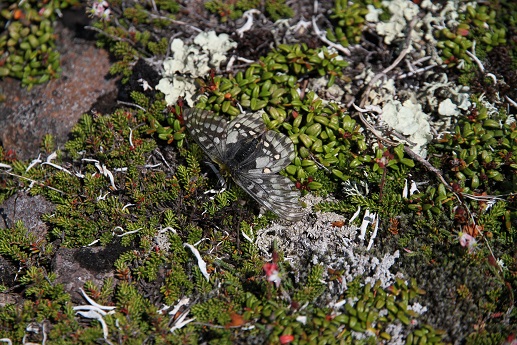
[183,109,303,221]
[183,108,229,166]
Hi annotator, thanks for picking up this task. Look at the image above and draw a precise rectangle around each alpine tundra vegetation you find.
[0,0,516,343]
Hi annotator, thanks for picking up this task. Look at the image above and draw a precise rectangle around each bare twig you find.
[117,100,147,112]
[359,16,418,108]
[146,13,202,33]
[311,14,351,56]
[403,146,451,190]
[0,170,66,194]
[465,49,484,72]
[353,104,399,146]
[85,26,137,46]
[396,64,436,79]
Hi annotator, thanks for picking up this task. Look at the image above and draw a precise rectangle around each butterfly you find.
[183,108,303,221]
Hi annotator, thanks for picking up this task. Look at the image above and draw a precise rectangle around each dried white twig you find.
[82,158,98,163]
[465,49,484,72]
[226,55,236,71]
[74,288,116,344]
[74,305,109,316]
[184,243,210,281]
[168,297,190,316]
[85,239,100,247]
[396,64,436,79]
[166,298,195,333]
[403,179,409,199]
[97,191,110,201]
[158,226,177,234]
[402,179,420,198]
[505,95,517,108]
[93,162,117,190]
[41,152,72,175]
[292,19,311,35]
[366,216,379,251]
[0,169,65,194]
[241,228,254,243]
[311,15,351,56]
[153,149,171,170]
[75,310,112,345]
[78,288,116,311]
[236,9,261,37]
[410,180,419,195]
[113,227,142,237]
[352,103,382,114]
[485,72,497,84]
[237,56,255,64]
[349,205,361,223]
[359,209,376,241]
[128,127,134,148]
[117,100,146,112]
[121,203,135,211]
[137,78,154,91]
[170,312,195,333]
[26,154,42,172]
[22,322,48,345]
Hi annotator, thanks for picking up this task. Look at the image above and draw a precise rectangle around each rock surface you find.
[0,17,117,161]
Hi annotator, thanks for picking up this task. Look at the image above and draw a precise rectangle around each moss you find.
[395,250,515,342]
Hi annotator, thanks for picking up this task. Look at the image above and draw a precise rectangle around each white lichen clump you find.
[375,0,420,45]
[156,31,237,106]
[438,98,460,116]
[361,0,476,158]
[255,195,402,291]
[381,98,432,157]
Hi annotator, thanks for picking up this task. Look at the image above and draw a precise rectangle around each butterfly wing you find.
[233,172,303,221]
[226,112,295,174]
[226,112,302,221]
[183,108,229,164]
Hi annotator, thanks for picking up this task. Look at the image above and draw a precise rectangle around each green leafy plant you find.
[433,98,517,194]
[435,4,507,67]
[326,0,383,47]
[190,44,356,190]
[0,0,78,89]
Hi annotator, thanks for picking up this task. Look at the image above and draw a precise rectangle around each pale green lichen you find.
[438,98,460,117]
[382,98,432,157]
[375,0,420,45]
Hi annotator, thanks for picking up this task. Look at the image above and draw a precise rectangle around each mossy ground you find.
[1,0,517,344]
